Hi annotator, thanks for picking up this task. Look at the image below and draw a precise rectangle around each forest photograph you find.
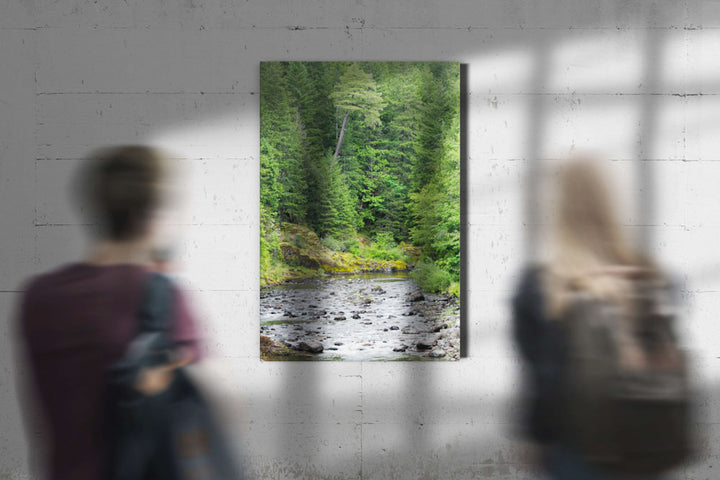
[260,61,461,361]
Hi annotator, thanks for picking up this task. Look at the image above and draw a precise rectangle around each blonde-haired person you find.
[15,146,202,480]
[512,158,676,480]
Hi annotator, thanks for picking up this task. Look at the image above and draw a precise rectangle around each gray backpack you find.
[562,277,692,475]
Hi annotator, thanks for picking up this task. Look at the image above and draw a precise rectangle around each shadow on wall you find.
[130,3,720,478]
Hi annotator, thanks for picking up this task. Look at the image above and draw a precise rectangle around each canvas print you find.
[260,61,460,361]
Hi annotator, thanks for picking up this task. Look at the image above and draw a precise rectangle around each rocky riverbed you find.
[260,272,460,361]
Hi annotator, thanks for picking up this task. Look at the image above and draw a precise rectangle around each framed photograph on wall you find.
[260,61,461,361]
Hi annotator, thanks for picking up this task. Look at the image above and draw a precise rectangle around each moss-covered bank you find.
[261,223,412,286]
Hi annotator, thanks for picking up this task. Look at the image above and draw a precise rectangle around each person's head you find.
[546,157,653,314]
[554,157,632,264]
[76,145,169,243]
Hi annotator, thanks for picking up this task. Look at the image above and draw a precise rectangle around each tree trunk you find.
[333,111,350,160]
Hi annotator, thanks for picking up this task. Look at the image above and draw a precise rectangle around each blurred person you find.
[512,158,691,480]
[14,146,202,480]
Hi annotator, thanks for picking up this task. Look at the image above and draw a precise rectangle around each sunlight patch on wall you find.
[149,107,257,160]
[547,30,644,94]
[466,48,534,94]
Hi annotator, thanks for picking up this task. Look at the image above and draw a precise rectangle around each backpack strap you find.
[113,273,175,375]
[137,272,175,335]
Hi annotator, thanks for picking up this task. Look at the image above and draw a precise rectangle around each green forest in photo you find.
[260,61,461,295]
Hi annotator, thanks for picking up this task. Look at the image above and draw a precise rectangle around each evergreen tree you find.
[411,64,455,192]
[260,62,306,224]
[259,61,461,289]
[329,63,386,160]
[408,63,461,280]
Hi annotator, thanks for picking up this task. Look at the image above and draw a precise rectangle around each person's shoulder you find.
[511,264,548,310]
[144,272,185,293]
[19,263,80,297]
[515,263,546,291]
[15,264,88,332]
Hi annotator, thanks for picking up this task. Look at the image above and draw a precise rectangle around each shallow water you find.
[260,272,458,361]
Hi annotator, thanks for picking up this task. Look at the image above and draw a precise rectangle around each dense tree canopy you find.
[260,61,461,290]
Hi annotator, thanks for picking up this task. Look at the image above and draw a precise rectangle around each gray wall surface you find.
[2,1,719,478]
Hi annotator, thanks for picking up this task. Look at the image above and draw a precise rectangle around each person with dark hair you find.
[15,146,202,480]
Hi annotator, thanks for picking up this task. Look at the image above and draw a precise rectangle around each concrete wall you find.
[2,0,720,478]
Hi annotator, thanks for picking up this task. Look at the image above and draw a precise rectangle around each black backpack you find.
[561,275,692,476]
[105,273,244,480]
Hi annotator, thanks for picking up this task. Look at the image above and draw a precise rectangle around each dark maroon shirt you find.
[16,263,202,480]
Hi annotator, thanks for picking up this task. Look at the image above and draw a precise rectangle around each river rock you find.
[298,341,324,353]
[409,292,425,302]
[352,313,361,319]
[429,349,446,358]
[334,342,344,346]
[393,345,408,352]
[416,337,437,350]
[389,325,399,330]
[334,315,346,321]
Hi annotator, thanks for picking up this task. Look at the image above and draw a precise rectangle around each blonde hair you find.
[545,158,655,317]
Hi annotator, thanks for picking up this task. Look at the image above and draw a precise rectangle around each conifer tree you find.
[329,63,386,160]
[260,62,306,225]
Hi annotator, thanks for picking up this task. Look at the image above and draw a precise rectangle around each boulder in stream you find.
[416,337,437,350]
[429,349,446,358]
[298,341,324,353]
[393,345,409,352]
[409,292,425,302]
